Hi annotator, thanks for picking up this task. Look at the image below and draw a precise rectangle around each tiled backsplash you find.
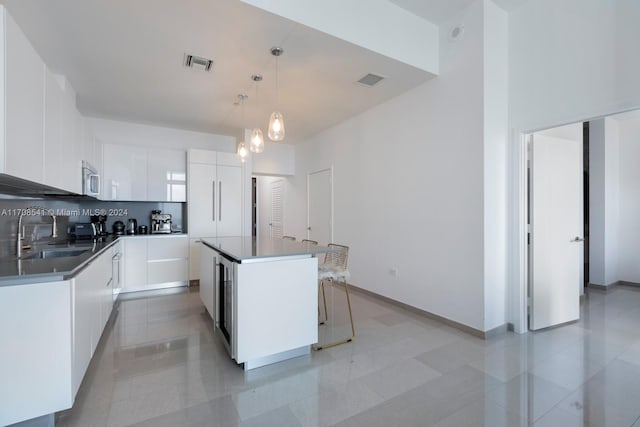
[0,195,186,257]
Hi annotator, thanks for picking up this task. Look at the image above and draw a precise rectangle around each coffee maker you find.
[151,210,172,234]
[90,215,108,237]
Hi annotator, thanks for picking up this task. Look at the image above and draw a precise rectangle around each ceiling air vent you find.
[184,54,213,71]
[355,73,385,87]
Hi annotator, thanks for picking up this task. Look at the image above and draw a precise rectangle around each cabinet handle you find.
[212,180,216,221]
[219,181,222,221]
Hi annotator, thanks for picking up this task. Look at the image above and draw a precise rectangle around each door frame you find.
[306,167,334,243]
[512,109,637,333]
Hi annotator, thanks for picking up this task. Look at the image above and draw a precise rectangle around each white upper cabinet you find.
[44,71,84,193]
[44,70,64,190]
[1,9,45,184]
[0,7,94,194]
[102,144,186,202]
[147,148,186,202]
[102,144,148,200]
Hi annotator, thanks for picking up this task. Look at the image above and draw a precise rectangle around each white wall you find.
[615,115,640,283]
[507,0,640,331]
[88,117,236,152]
[288,0,487,331]
[252,141,295,176]
[482,0,508,331]
[589,118,619,287]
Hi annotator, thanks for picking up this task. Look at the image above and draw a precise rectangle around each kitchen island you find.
[200,237,330,370]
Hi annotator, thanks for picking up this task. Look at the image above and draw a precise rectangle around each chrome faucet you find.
[16,206,58,257]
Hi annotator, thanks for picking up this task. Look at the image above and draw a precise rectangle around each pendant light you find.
[250,74,265,153]
[268,47,285,141]
[236,94,249,163]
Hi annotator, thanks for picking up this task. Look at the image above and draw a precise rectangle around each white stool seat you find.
[318,265,351,281]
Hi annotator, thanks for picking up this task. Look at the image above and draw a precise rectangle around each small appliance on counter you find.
[68,223,96,241]
[151,210,172,234]
[90,215,108,237]
[127,218,138,235]
[138,225,148,235]
[112,221,125,236]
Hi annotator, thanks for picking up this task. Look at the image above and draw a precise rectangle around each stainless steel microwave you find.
[82,161,100,197]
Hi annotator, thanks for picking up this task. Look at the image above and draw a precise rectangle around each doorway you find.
[253,176,286,241]
[527,123,584,330]
[307,168,333,245]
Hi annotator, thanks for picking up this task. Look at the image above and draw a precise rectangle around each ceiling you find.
[390,0,528,24]
[0,0,440,142]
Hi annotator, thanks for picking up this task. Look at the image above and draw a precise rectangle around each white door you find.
[270,180,283,238]
[530,134,583,330]
[308,169,332,245]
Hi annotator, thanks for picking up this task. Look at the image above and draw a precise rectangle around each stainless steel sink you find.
[20,248,89,260]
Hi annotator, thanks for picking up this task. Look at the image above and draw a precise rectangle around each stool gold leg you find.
[318,280,327,325]
[313,278,356,351]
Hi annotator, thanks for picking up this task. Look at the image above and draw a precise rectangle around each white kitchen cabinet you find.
[72,267,93,396]
[0,280,73,426]
[1,8,45,184]
[188,149,244,280]
[0,246,116,426]
[103,144,148,200]
[147,148,186,202]
[121,235,188,292]
[199,242,216,318]
[0,7,94,194]
[123,237,147,289]
[188,162,217,236]
[103,144,186,202]
[43,70,85,194]
[70,108,84,194]
[147,235,189,286]
[72,246,113,396]
[44,69,64,190]
[217,164,243,236]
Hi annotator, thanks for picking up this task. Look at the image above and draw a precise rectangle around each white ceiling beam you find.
[239,0,439,74]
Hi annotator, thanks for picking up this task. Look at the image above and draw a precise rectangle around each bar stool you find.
[302,239,327,323]
[313,243,355,350]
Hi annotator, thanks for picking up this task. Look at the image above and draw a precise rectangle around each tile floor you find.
[55,285,640,427]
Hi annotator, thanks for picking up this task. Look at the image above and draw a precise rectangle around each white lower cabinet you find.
[72,245,113,397]
[122,235,188,292]
[123,237,147,290]
[199,242,216,318]
[0,245,115,426]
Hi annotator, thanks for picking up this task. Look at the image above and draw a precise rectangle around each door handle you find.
[219,181,222,221]
[212,181,216,221]
[570,236,584,242]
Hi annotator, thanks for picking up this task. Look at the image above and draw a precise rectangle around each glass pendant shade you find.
[237,141,248,163]
[250,128,264,153]
[268,111,285,141]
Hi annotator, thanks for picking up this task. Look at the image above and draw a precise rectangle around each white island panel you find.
[0,280,72,426]
[235,256,318,365]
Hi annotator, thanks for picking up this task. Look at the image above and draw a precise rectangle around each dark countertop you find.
[0,233,188,286]
[201,236,334,263]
